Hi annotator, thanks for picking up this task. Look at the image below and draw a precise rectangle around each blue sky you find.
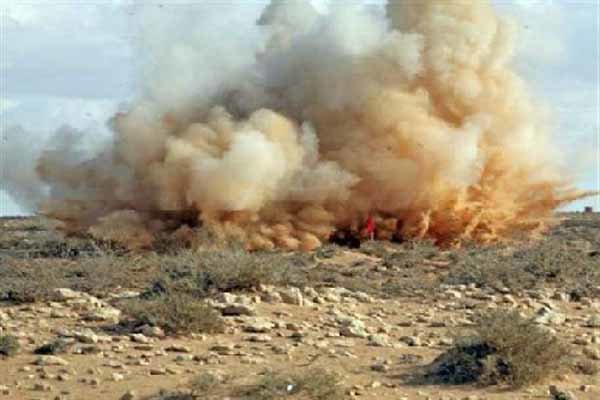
[0,0,598,215]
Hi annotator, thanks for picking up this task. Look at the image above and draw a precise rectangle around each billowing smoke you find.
[2,0,591,250]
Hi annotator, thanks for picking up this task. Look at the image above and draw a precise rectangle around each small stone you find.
[246,334,272,343]
[210,343,235,355]
[150,368,167,375]
[370,363,389,373]
[369,380,382,389]
[243,319,274,333]
[140,325,165,338]
[279,287,304,306]
[35,356,69,366]
[53,288,82,301]
[74,330,98,344]
[165,344,191,353]
[120,390,137,400]
[130,334,151,344]
[338,316,368,338]
[534,307,566,326]
[368,334,391,347]
[112,373,125,382]
[400,336,421,346]
[585,315,600,328]
[85,308,121,323]
[175,354,194,362]
[33,382,53,392]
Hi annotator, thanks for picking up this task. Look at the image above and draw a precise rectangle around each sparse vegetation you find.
[445,236,600,298]
[422,309,570,388]
[119,292,224,335]
[238,368,343,400]
[0,214,599,399]
[144,247,308,298]
[146,368,343,400]
[0,335,20,357]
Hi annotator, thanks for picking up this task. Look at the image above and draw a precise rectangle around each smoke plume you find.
[3,0,591,250]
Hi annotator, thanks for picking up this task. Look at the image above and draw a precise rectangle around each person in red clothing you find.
[366,215,375,241]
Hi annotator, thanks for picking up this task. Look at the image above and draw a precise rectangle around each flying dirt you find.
[1,0,591,250]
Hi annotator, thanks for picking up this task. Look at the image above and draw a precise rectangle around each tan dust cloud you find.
[32,0,590,250]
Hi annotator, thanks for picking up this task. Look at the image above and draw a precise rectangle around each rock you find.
[74,330,98,344]
[35,356,69,366]
[246,334,272,343]
[150,368,167,375]
[0,385,9,395]
[166,344,191,353]
[53,288,82,301]
[166,367,183,375]
[261,291,283,303]
[371,363,389,373]
[534,307,566,326]
[84,307,121,323]
[120,390,137,400]
[110,291,140,299]
[446,290,463,299]
[112,373,125,382]
[400,336,421,346]
[210,343,236,355]
[175,355,194,362]
[33,382,53,392]
[337,316,368,338]
[552,292,570,302]
[351,291,373,303]
[243,319,274,333]
[582,346,600,360]
[221,304,256,317]
[280,287,304,306]
[130,334,151,344]
[585,315,600,328]
[140,325,165,338]
[368,334,391,347]
[549,385,577,400]
[216,293,238,304]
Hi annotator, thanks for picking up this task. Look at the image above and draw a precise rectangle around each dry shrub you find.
[145,368,342,400]
[446,238,600,298]
[423,309,569,388]
[142,248,307,299]
[236,368,343,400]
[119,292,224,335]
[0,335,20,357]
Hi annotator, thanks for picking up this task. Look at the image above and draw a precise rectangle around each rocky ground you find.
[0,214,599,400]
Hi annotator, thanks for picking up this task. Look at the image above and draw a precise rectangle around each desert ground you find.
[0,213,598,400]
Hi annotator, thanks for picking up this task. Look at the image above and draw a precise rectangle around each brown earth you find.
[0,214,598,400]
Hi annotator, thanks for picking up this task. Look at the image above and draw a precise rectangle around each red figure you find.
[366,215,375,241]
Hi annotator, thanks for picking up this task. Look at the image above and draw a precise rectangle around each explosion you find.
[7,0,591,250]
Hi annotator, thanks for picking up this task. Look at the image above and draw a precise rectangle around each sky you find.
[0,0,599,215]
